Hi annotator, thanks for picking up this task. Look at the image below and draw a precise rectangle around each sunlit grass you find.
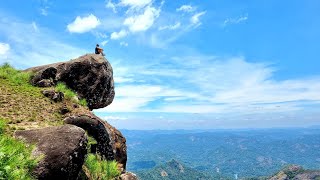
[83,154,120,180]
[0,63,32,85]
[0,119,40,180]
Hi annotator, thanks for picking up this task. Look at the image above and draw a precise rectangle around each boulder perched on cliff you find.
[64,114,127,172]
[25,54,115,110]
[15,125,88,180]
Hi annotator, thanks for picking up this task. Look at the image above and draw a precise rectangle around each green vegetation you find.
[0,63,32,86]
[55,82,77,101]
[83,154,120,180]
[79,98,88,107]
[55,82,87,106]
[0,119,39,180]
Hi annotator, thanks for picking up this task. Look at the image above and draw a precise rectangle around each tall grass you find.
[84,154,120,180]
[0,63,32,85]
[0,119,39,180]
[55,82,88,106]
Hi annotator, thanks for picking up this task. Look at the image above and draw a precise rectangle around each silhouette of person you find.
[95,44,105,56]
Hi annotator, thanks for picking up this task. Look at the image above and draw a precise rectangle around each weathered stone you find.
[120,172,138,180]
[37,79,55,87]
[60,104,71,114]
[15,125,88,180]
[42,90,64,102]
[64,114,127,172]
[26,54,115,110]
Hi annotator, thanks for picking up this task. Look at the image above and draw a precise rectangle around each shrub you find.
[84,154,120,180]
[0,119,39,180]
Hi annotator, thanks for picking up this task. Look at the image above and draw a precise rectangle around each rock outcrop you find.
[25,54,115,110]
[64,114,127,172]
[15,125,88,180]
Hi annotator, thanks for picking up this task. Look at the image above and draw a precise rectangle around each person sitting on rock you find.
[95,44,105,56]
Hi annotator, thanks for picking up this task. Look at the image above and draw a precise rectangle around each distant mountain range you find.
[136,160,320,180]
[136,159,218,180]
[122,129,320,178]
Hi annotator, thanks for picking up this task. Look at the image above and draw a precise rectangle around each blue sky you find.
[0,0,320,129]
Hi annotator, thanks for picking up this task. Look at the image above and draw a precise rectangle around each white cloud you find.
[0,17,86,68]
[103,116,127,121]
[40,7,48,16]
[176,5,195,13]
[159,22,181,31]
[119,0,152,9]
[106,0,117,13]
[124,6,160,32]
[120,42,128,46]
[32,22,38,32]
[224,14,248,26]
[98,55,320,114]
[114,76,134,83]
[101,40,108,46]
[110,29,128,39]
[191,11,206,27]
[0,43,10,56]
[67,14,100,33]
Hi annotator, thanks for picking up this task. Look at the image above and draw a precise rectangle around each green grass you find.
[55,82,87,107]
[84,154,120,180]
[0,119,39,180]
[0,63,32,86]
[55,82,77,101]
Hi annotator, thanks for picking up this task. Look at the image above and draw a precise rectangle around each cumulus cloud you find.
[224,14,248,26]
[124,6,160,32]
[110,29,128,39]
[0,17,85,68]
[158,22,181,31]
[191,11,206,27]
[0,43,10,56]
[176,5,195,13]
[67,14,100,33]
[106,0,117,13]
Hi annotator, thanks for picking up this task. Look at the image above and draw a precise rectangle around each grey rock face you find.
[64,114,127,172]
[15,125,88,180]
[26,54,115,110]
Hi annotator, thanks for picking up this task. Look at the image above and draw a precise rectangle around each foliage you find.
[0,119,39,180]
[55,82,77,101]
[84,154,120,180]
[79,98,88,107]
[0,63,32,85]
[55,82,87,106]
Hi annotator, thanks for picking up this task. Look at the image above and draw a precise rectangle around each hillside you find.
[0,64,90,131]
[0,54,136,180]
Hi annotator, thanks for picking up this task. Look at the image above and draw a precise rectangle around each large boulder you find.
[25,54,115,110]
[15,125,88,180]
[64,114,127,172]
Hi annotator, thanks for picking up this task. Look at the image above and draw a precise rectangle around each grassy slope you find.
[0,64,121,179]
[0,64,90,131]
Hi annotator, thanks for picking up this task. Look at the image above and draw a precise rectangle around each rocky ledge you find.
[15,54,136,180]
[25,54,115,110]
